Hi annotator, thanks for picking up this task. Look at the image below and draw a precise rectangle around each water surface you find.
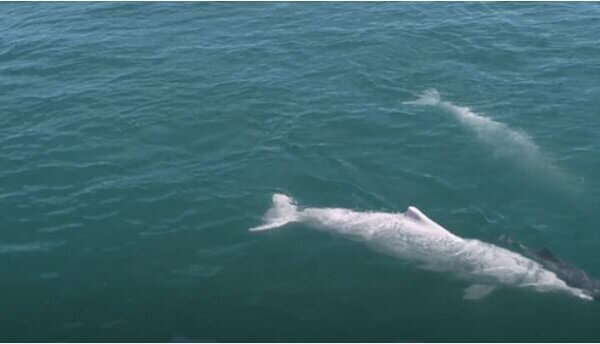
[1,3,600,341]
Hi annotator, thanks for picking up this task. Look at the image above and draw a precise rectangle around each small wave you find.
[172,264,222,278]
[38,222,82,233]
[61,322,84,329]
[39,272,60,279]
[0,241,65,255]
[99,320,127,329]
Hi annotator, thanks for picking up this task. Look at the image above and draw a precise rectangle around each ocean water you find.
[1,2,600,341]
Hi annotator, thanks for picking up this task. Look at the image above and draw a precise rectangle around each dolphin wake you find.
[250,194,594,301]
[405,89,571,185]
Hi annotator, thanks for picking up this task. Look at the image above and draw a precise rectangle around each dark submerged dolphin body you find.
[499,235,600,300]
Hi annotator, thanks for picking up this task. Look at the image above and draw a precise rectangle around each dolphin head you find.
[550,260,600,301]
[583,277,600,301]
[497,235,600,301]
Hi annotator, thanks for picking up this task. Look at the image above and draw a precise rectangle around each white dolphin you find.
[250,194,593,301]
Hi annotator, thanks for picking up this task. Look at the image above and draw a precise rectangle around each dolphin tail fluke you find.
[249,194,298,232]
[403,89,441,106]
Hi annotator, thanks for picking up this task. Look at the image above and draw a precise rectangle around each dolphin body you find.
[250,194,594,301]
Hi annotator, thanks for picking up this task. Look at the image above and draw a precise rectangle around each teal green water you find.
[2,3,600,341]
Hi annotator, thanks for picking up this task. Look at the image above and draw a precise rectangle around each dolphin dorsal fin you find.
[404,206,455,235]
[405,206,431,222]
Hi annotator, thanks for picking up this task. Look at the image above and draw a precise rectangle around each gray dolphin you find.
[499,235,600,300]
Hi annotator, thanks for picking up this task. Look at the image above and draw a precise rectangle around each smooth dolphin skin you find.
[250,194,594,301]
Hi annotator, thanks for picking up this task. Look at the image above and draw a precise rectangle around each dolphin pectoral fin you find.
[463,284,496,300]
